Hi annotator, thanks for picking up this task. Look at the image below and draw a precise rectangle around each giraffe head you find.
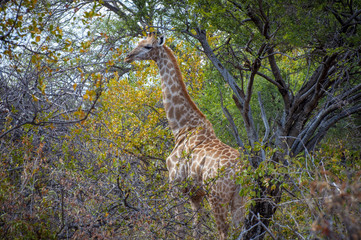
[124,32,165,63]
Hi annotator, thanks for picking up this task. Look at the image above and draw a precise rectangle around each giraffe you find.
[125,32,247,239]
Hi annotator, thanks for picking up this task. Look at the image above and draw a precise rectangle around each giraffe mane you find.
[163,45,206,120]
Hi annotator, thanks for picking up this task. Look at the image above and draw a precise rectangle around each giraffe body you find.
[125,33,247,239]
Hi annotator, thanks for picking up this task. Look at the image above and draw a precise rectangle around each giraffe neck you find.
[154,45,206,136]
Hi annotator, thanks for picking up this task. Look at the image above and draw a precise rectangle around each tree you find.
[157,0,361,239]
[0,1,121,238]
[1,0,360,239]
[1,1,211,238]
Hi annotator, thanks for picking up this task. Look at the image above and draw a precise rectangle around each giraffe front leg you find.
[172,189,187,239]
[189,188,206,239]
[231,186,246,229]
[209,197,230,240]
[168,169,188,239]
[167,152,191,238]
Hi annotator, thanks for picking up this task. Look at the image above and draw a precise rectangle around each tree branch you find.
[189,28,246,107]
[0,0,23,41]
[0,89,101,139]
[256,72,283,89]
[258,92,270,145]
[304,103,361,152]
[219,88,244,148]
[267,48,291,115]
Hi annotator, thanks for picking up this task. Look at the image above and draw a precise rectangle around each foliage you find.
[1,0,360,239]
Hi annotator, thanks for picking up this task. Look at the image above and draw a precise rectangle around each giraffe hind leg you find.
[170,187,187,239]
[189,186,206,238]
[209,197,230,240]
[231,185,246,227]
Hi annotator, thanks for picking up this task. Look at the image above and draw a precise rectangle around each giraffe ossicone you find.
[125,32,247,239]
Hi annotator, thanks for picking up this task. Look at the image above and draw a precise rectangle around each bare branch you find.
[258,92,270,145]
[190,29,246,107]
[304,103,361,152]
[267,48,292,114]
[245,44,264,110]
[0,0,23,41]
[219,88,244,148]
[256,71,283,89]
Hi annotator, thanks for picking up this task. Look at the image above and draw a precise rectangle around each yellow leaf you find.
[73,83,77,90]
[36,36,40,42]
[40,84,46,94]
[31,55,37,63]
[32,94,38,102]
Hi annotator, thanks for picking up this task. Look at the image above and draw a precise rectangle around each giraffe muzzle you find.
[124,52,137,63]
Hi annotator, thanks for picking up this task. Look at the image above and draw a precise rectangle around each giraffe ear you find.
[157,35,165,46]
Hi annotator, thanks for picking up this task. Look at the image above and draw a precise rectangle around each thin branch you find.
[293,103,361,154]
[256,71,283,89]
[188,28,246,106]
[245,44,265,108]
[267,48,291,113]
[258,92,270,145]
[291,101,342,154]
[342,9,361,29]
[219,88,244,148]
[0,0,23,41]
[326,6,345,25]
[0,90,101,139]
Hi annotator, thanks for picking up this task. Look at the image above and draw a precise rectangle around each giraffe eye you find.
[144,46,152,50]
